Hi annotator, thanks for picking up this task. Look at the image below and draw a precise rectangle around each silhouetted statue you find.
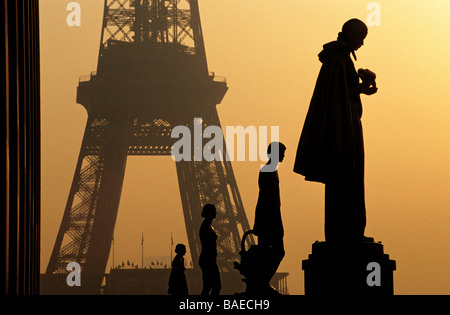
[168,243,189,296]
[199,204,221,295]
[253,142,286,288]
[294,19,377,243]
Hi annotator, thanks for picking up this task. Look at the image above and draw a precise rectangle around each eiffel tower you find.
[45,0,255,294]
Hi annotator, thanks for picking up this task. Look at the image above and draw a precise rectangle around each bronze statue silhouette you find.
[168,243,189,296]
[254,142,286,272]
[199,204,221,295]
[234,143,286,295]
[294,19,377,243]
[251,142,286,292]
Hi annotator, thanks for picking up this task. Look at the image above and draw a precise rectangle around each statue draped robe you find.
[294,40,367,242]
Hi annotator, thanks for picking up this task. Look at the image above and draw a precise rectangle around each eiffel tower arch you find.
[43,0,256,294]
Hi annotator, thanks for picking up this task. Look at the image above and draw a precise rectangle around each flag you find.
[141,233,144,245]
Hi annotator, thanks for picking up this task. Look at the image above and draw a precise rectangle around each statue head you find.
[201,204,217,220]
[175,243,186,255]
[339,18,368,51]
[267,142,286,163]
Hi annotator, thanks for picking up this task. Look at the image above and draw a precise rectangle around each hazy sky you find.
[40,0,450,295]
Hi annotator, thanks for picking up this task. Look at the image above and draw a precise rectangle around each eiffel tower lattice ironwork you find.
[45,0,255,294]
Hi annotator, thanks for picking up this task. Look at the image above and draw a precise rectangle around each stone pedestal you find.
[302,240,396,295]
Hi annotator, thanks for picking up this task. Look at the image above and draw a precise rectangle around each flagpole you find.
[141,232,144,269]
[171,232,173,264]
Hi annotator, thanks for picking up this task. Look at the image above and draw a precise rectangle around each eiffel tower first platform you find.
[41,0,269,295]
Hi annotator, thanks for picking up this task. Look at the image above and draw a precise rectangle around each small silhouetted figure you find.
[199,204,221,295]
[253,142,286,286]
[294,19,377,243]
[168,243,189,296]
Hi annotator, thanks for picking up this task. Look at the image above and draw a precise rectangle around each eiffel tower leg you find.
[206,109,256,255]
[175,110,255,272]
[175,160,203,269]
[45,115,129,294]
[83,138,128,294]
[45,136,89,276]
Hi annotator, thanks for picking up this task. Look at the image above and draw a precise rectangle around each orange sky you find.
[40,0,450,294]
